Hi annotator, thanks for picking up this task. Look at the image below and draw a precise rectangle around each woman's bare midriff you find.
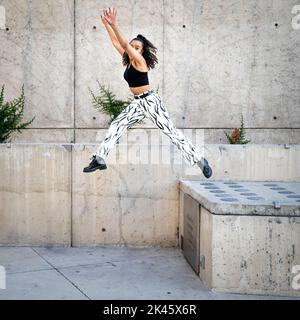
[129,85,150,95]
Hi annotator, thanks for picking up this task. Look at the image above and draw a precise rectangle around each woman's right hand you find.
[101,7,117,26]
[100,8,109,26]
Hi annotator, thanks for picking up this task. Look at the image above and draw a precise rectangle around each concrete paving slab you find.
[0,246,299,300]
[56,252,299,300]
[55,254,215,300]
[33,246,182,269]
[0,269,88,300]
[0,247,52,274]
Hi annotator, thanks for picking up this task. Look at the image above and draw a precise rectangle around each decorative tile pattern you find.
[183,181,300,206]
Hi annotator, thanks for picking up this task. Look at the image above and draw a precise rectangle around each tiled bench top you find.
[179,180,300,217]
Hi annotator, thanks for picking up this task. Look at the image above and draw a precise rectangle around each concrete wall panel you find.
[72,144,179,246]
[0,0,299,142]
[211,214,300,296]
[1,143,299,246]
[0,0,74,128]
[0,143,71,245]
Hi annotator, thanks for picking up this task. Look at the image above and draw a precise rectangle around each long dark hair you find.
[122,34,158,70]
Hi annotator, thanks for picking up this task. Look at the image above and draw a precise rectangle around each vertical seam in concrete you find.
[177,184,180,248]
[162,0,165,97]
[71,0,76,247]
[70,144,73,247]
[73,0,76,141]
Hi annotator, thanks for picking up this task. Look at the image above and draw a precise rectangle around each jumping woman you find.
[83,7,212,178]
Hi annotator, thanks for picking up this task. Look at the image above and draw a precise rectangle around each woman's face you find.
[130,40,143,55]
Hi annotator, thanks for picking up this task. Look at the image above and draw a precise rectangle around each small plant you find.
[0,84,35,143]
[88,81,145,128]
[224,114,251,144]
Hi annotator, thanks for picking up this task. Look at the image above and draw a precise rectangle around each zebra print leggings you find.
[93,89,203,166]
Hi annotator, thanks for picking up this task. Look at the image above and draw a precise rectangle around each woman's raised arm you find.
[101,10,117,45]
[103,7,145,64]
[101,8,124,56]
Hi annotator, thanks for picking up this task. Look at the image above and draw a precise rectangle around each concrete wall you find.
[0,144,71,246]
[198,205,300,297]
[1,143,299,246]
[0,0,299,144]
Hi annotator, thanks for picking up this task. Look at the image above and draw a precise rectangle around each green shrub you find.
[224,114,251,144]
[88,81,145,128]
[0,84,35,143]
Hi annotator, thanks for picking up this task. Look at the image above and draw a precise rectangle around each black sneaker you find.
[197,158,212,179]
[83,155,107,173]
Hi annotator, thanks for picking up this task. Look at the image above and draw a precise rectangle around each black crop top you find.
[123,63,149,87]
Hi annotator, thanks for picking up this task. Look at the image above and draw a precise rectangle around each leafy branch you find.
[0,84,35,143]
[224,114,251,144]
[88,81,145,128]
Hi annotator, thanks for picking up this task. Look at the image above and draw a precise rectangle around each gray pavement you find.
[0,246,298,300]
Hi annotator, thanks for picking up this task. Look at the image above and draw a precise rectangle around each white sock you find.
[95,155,105,164]
[197,157,205,170]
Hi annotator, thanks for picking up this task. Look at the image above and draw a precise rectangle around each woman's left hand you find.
[103,7,117,26]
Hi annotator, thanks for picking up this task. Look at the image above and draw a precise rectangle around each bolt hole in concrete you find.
[220,198,239,202]
[278,191,294,194]
[204,186,219,189]
[240,193,257,196]
[246,197,265,201]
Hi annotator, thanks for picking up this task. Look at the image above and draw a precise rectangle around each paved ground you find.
[0,246,298,300]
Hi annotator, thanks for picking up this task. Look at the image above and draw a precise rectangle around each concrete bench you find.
[179,180,300,297]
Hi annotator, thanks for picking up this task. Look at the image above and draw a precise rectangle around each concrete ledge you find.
[180,180,300,216]
[179,180,300,297]
[0,143,299,247]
